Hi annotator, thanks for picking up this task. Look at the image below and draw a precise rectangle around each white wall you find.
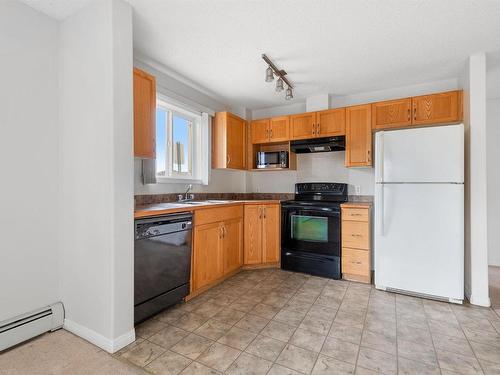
[460,54,490,306]
[58,0,134,352]
[248,79,459,195]
[487,98,500,266]
[133,60,247,195]
[0,1,59,321]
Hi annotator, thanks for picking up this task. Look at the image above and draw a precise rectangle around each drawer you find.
[195,205,243,226]
[342,208,369,222]
[342,247,370,276]
[342,221,370,250]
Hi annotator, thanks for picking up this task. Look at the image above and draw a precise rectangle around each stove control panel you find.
[295,182,347,195]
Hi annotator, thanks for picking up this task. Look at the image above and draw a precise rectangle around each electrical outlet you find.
[355,185,361,195]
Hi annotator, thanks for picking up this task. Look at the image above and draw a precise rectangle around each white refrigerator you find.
[374,124,464,303]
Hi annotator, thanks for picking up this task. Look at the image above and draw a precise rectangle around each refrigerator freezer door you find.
[374,183,464,301]
[376,124,464,183]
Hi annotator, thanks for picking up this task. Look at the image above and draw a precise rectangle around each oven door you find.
[281,204,341,256]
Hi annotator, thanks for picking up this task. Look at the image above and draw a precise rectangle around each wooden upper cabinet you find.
[222,217,243,275]
[345,104,372,167]
[269,116,290,142]
[262,205,280,263]
[213,112,247,170]
[372,98,412,130]
[290,112,316,140]
[316,108,346,137]
[412,91,462,125]
[251,119,270,144]
[133,68,156,158]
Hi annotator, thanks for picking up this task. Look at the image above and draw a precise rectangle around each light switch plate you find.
[355,185,361,195]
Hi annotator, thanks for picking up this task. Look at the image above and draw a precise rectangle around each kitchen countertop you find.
[134,200,281,219]
[341,202,373,209]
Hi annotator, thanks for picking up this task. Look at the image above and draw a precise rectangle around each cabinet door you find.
[290,112,316,140]
[223,218,243,274]
[372,98,412,130]
[226,113,247,169]
[269,116,290,142]
[346,104,372,167]
[262,204,280,263]
[251,119,270,144]
[193,222,223,291]
[316,108,345,137]
[244,205,263,265]
[412,91,462,125]
[133,68,156,158]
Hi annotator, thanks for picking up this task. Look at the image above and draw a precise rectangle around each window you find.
[155,99,209,184]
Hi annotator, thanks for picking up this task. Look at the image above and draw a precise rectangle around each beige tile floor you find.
[490,266,500,314]
[2,268,500,374]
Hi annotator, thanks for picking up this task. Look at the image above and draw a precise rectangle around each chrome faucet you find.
[177,184,194,202]
[184,184,193,201]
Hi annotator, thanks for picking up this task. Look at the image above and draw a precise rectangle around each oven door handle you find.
[281,205,340,214]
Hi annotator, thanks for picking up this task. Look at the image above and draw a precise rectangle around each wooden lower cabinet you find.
[341,204,372,284]
[223,217,243,274]
[244,204,280,266]
[262,205,280,263]
[193,222,224,290]
[243,205,263,264]
[192,206,243,293]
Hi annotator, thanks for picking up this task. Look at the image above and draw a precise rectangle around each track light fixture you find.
[276,77,284,92]
[265,66,274,82]
[262,54,293,100]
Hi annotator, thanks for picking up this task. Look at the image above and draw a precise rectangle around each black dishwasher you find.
[134,212,192,324]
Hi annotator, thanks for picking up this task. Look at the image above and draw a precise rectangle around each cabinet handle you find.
[270,129,273,138]
[219,226,223,239]
[317,123,320,135]
[351,234,363,238]
[227,154,231,166]
[350,213,362,216]
[266,128,269,139]
[259,207,262,219]
[367,149,371,162]
[351,261,362,265]
[312,123,316,135]
[407,108,411,121]
[263,207,267,219]
[222,226,226,238]
[413,107,417,121]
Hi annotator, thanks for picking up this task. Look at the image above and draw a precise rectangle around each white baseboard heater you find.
[0,302,64,352]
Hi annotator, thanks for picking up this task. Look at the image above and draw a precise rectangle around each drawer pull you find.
[350,234,363,238]
[350,213,362,216]
[351,261,362,265]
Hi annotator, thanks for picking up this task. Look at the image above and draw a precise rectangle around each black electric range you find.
[281,182,348,279]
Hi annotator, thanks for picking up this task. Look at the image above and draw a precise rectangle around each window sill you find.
[156,176,205,185]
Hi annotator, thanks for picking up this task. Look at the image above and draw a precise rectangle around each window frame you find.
[155,99,206,184]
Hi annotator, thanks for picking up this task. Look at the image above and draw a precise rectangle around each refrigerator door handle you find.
[379,183,384,236]
[376,132,384,183]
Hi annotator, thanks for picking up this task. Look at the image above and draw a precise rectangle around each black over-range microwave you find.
[256,151,289,169]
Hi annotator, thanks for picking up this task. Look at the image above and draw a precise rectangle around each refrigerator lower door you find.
[374,183,464,301]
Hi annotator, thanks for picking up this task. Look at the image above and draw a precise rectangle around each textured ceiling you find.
[19,0,500,108]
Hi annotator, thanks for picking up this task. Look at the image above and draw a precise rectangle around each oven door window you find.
[291,215,328,242]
